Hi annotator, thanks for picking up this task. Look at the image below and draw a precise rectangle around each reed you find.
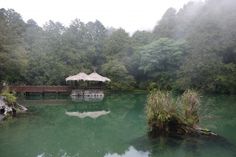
[146,89,207,136]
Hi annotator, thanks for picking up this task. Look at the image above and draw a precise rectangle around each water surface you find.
[0,92,236,157]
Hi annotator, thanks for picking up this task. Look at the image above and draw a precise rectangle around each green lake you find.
[0,92,236,157]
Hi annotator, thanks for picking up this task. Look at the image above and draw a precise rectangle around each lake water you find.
[0,92,236,157]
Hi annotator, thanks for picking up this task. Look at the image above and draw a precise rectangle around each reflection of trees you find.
[200,95,236,139]
[10,92,147,157]
[71,92,147,157]
[2,94,236,157]
[131,134,236,157]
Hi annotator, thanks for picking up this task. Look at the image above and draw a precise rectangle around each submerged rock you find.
[0,96,11,114]
[0,96,27,121]
[0,96,6,108]
[16,103,28,112]
[0,96,8,120]
[65,110,110,119]
[0,114,4,121]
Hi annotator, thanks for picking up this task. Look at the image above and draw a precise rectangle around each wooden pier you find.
[9,86,72,94]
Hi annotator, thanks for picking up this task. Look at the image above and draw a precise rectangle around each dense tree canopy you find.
[139,38,188,90]
[0,0,236,93]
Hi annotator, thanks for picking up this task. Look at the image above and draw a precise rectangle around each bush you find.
[146,89,200,135]
[147,82,159,91]
[1,87,17,106]
[146,90,174,131]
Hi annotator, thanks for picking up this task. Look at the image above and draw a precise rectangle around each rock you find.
[0,96,5,108]
[0,114,5,121]
[16,103,28,112]
[0,96,27,121]
[0,96,11,115]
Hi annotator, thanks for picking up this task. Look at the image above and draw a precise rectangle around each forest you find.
[0,0,236,94]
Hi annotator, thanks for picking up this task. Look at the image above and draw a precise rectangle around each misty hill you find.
[0,0,236,93]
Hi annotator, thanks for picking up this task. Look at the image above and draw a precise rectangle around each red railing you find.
[9,86,72,93]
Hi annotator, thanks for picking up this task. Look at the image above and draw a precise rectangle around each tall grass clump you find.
[181,90,200,127]
[0,87,17,106]
[146,89,203,136]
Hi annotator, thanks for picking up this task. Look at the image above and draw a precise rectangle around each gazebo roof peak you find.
[66,71,110,82]
[88,72,111,82]
[66,72,88,81]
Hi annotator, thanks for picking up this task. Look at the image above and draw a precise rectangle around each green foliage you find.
[1,0,236,93]
[174,0,236,94]
[153,8,177,39]
[215,63,236,93]
[177,53,223,92]
[105,29,130,56]
[132,31,153,47]
[147,82,159,91]
[101,60,135,90]
[146,89,200,133]
[1,87,17,106]
[139,38,187,90]
[0,9,27,83]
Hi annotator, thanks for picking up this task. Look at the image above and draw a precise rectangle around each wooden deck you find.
[9,86,72,94]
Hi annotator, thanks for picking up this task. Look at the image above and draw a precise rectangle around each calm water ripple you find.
[0,93,236,157]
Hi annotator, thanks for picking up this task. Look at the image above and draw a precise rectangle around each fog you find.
[0,0,201,34]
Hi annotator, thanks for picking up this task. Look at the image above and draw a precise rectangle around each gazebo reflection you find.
[71,92,104,102]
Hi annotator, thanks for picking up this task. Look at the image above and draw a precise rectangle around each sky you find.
[0,0,200,34]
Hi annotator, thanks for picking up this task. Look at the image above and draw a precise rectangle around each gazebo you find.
[65,72,110,97]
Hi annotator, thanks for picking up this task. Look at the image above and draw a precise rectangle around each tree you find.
[101,60,135,90]
[104,28,131,57]
[132,31,153,47]
[1,0,236,93]
[153,8,177,39]
[0,9,27,83]
[83,20,107,67]
[139,38,187,90]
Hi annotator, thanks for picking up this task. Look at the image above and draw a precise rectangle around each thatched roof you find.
[87,72,111,82]
[66,72,110,82]
[65,72,89,81]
